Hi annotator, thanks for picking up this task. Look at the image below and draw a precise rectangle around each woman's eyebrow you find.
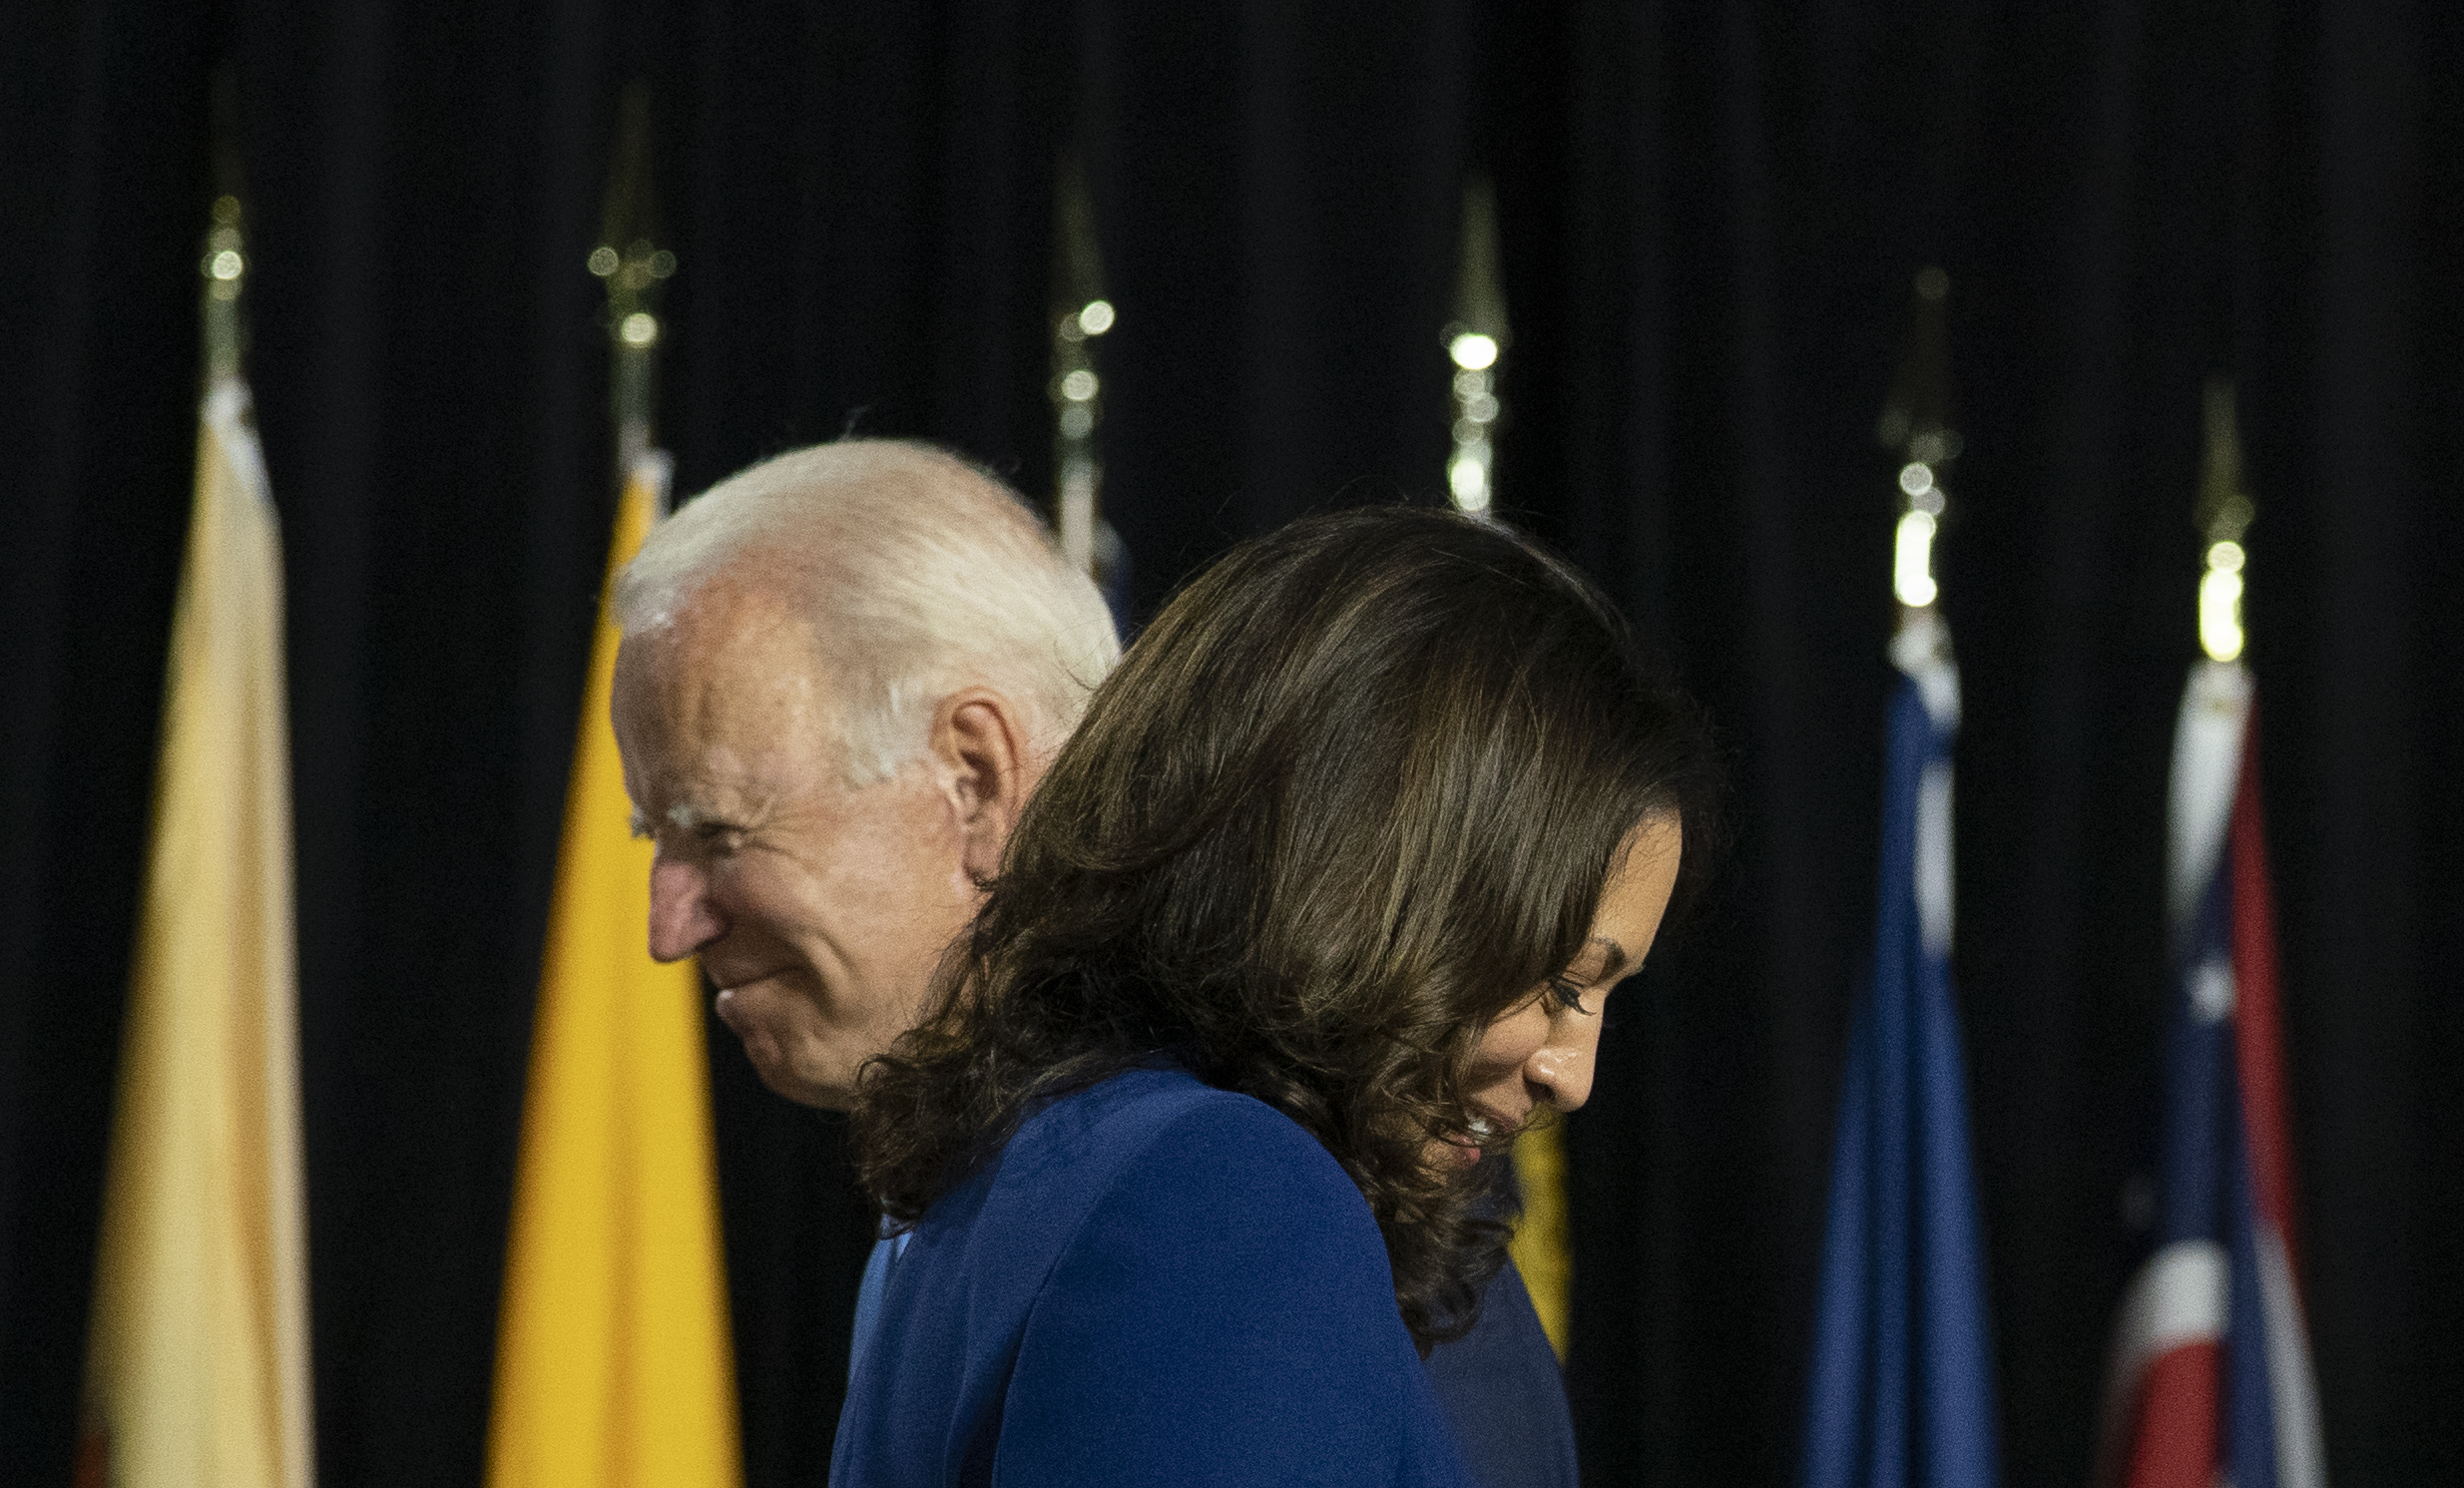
[1588,937,1631,980]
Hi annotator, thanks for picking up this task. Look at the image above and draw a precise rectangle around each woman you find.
[834,507,1717,1486]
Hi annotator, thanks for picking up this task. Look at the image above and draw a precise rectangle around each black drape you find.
[224,4,632,1480]
[4,5,2457,1488]
[1080,0,1474,616]
[0,2,218,1476]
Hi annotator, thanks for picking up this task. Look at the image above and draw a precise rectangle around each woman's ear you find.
[931,689,1031,883]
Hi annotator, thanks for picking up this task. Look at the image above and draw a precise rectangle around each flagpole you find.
[2195,379,2253,666]
[589,85,677,491]
[1050,156,1113,581]
[1445,177,1506,519]
[1883,266,1954,642]
[201,197,246,389]
[1802,266,1998,1488]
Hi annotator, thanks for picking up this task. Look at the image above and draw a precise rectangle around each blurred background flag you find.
[484,447,741,1488]
[1439,171,1575,1361]
[79,196,315,1488]
[485,110,740,1487]
[2089,384,2323,1488]
[1802,271,2000,1488]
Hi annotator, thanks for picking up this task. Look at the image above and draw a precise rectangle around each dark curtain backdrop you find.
[4,4,2457,1488]
[0,0,220,1480]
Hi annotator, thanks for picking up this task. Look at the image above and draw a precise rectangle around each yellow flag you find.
[486,452,742,1488]
[1510,1123,1572,1359]
[82,376,314,1488]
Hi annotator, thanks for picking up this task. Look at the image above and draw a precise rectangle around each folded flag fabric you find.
[1508,1122,1571,1358]
[1803,613,2000,1488]
[2092,660,2323,1488]
[80,375,314,1488]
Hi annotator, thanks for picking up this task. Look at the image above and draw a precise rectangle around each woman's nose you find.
[1525,1024,1601,1113]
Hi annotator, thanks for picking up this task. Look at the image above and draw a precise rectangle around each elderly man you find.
[608,438,1577,1488]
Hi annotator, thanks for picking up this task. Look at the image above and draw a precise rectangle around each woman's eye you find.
[1546,977,1592,1016]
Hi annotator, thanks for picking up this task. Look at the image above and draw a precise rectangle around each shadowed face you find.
[610,579,984,1110]
[1445,813,1685,1167]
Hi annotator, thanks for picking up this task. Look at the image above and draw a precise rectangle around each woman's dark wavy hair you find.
[849,506,1721,1349]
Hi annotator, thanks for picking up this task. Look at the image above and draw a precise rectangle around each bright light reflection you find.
[1450,456,1489,509]
[1060,369,1098,401]
[620,311,659,346]
[1449,332,1498,370]
[1894,509,1938,608]
[2201,547,2245,662]
[1078,299,1115,334]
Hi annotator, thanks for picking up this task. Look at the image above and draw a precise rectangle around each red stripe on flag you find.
[2228,699,2302,1279]
[2118,1340,2223,1488]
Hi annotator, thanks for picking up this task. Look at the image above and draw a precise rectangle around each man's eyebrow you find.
[667,801,721,829]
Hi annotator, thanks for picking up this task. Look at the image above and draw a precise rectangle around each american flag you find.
[2094,659,2325,1488]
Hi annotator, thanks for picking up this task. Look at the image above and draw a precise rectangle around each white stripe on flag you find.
[1890,609,1959,960]
[2094,1240,2227,1469]
[2167,660,2249,943]
[2256,1229,2326,1488]
[1915,761,1954,958]
[1888,608,1961,728]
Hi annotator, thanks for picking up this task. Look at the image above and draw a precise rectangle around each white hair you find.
[614,438,1122,783]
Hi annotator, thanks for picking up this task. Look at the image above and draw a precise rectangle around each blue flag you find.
[1803,615,2000,1488]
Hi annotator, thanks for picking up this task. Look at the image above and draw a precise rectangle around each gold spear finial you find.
[1444,176,1507,518]
[1883,267,1957,617]
[202,68,249,385]
[201,195,247,385]
[1051,156,1113,578]
[590,84,677,482]
[2196,378,2254,663]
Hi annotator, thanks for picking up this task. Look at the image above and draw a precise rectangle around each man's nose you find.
[1525,1024,1602,1114]
[648,856,727,962]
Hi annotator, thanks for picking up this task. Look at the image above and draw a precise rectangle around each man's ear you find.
[930,688,1031,883]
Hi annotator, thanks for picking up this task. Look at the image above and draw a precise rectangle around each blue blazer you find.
[831,1066,1476,1487]
[1426,1261,1579,1488]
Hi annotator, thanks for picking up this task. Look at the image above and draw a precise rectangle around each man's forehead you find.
[639,574,837,695]
[617,582,840,788]
[662,566,820,656]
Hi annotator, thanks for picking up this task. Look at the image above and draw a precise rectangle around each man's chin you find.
[732,1031,852,1110]
[745,1055,852,1111]
[713,987,853,1110]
